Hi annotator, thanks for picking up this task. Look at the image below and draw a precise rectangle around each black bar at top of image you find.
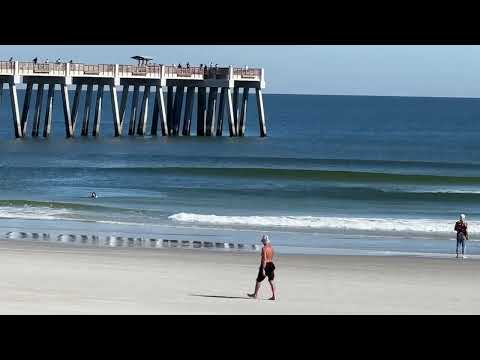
[2,4,480,44]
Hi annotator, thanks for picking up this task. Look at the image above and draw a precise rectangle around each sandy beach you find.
[0,238,479,314]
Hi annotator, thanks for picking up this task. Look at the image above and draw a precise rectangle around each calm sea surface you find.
[1,91,480,255]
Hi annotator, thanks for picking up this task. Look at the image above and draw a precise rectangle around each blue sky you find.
[0,45,479,97]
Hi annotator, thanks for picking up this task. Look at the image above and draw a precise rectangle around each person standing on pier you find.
[455,214,469,259]
[33,57,38,64]
[248,235,277,300]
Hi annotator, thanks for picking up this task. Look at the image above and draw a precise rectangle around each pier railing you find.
[0,61,15,75]
[19,62,67,76]
[118,64,162,78]
[163,66,232,80]
[0,60,263,82]
[232,67,262,79]
[164,66,205,79]
[69,64,115,76]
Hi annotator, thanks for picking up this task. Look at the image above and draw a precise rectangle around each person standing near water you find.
[248,235,276,300]
[455,214,468,259]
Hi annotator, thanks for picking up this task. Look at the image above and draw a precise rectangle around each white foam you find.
[0,206,72,221]
[168,212,477,236]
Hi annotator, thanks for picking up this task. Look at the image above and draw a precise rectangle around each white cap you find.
[261,234,270,243]
[460,214,466,220]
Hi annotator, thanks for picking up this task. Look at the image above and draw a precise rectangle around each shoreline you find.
[1,238,479,314]
[2,228,478,260]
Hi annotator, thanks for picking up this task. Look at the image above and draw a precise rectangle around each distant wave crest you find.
[168,212,474,236]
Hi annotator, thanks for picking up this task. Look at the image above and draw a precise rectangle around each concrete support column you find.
[128,85,140,135]
[151,90,159,136]
[197,87,207,136]
[166,86,174,135]
[157,86,168,136]
[9,83,22,138]
[137,85,150,136]
[71,83,82,134]
[32,84,45,137]
[172,86,185,135]
[238,87,249,136]
[226,88,237,137]
[119,84,129,129]
[182,86,195,136]
[256,88,267,137]
[61,83,73,138]
[81,83,93,136]
[216,87,227,136]
[92,84,104,137]
[43,83,55,138]
[233,87,239,134]
[206,87,218,136]
[21,82,33,136]
[110,85,121,137]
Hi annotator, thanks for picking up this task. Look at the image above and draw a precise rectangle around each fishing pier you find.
[0,59,267,138]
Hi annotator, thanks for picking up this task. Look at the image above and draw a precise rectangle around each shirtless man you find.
[248,235,276,300]
[455,214,468,259]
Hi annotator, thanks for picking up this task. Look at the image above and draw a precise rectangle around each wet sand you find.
[0,239,479,314]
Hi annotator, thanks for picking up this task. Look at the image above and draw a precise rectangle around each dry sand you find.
[0,239,479,314]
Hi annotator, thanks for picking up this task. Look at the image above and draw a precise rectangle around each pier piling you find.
[256,88,267,137]
[233,87,240,134]
[216,87,227,136]
[43,83,54,138]
[151,90,159,136]
[226,88,237,137]
[32,84,44,137]
[157,86,168,136]
[182,86,195,136]
[166,86,174,135]
[197,87,207,136]
[172,86,185,136]
[119,84,129,131]
[206,87,218,136]
[137,85,150,136]
[21,83,32,136]
[71,84,82,134]
[92,84,104,136]
[9,83,22,138]
[238,88,249,136]
[61,84,73,138]
[128,85,140,136]
[81,83,93,136]
[110,85,121,137]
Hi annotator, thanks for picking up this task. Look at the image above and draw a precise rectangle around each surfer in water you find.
[248,234,276,300]
[455,214,468,259]
[90,192,97,199]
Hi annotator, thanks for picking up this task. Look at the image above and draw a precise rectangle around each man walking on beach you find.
[248,235,276,300]
[455,214,468,259]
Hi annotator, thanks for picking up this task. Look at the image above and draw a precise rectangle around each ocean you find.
[1,91,480,256]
